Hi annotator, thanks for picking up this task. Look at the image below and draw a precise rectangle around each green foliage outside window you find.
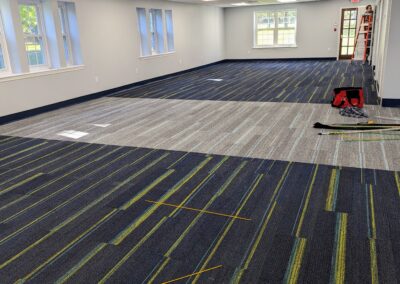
[19,5,39,34]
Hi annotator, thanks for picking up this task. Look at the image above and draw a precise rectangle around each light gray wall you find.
[0,0,224,117]
[378,0,399,100]
[224,0,374,59]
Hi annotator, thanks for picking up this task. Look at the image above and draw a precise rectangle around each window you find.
[0,12,9,72]
[136,8,174,57]
[0,1,82,78]
[19,2,48,67]
[149,9,164,54]
[165,10,174,52]
[58,2,73,65]
[254,10,297,47]
[137,8,150,56]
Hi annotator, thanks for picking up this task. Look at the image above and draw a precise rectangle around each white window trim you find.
[19,0,51,70]
[0,64,84,82]
[139,51,176,59]
[253,9,298,49]
[0,11,11,74]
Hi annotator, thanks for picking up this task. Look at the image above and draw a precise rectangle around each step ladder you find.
[351,12,374,63]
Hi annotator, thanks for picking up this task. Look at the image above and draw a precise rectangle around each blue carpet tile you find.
[0,135,399,283]
[109,60,379,105]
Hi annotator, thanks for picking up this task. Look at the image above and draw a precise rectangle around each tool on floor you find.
[318,126,400,136]
[314,122,400,130]
[352,9,374,63]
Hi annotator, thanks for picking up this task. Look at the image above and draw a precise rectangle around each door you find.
[339,8,358,60]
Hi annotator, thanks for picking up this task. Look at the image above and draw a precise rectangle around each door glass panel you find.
[340,8,358,59]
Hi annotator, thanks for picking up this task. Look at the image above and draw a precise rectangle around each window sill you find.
[253,45,298,49]
[0,65,85,83]
[139,51,176,59]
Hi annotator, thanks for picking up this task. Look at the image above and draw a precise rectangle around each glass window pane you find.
[343,20,350,28]
[149,9,164,54]
[0,13,6,71]
[277,29,295,45]
[344,11,350,20]
[19,4,46,67]
[341,47,348,55]
[165,10,174,52]
[19,5,39,35]
[350,20,357,28]
[137,8,150,56]
[255,10,296,47]
[0,45,5,70]
[257,30,274,46]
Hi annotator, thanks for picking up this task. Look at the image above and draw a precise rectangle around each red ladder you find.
[351,12,373,63]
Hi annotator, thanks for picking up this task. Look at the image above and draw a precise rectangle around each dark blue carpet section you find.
[0,136,398,283]
[109,60,379,105]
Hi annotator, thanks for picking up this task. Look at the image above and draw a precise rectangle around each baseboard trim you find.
[382,99,400,108]
[0,60,224,125]
[222,57,337,62]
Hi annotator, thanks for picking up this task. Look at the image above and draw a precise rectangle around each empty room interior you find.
[0,0,400,283]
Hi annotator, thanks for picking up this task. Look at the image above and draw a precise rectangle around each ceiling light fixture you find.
[277,0,298,3]
[232,2,250,6]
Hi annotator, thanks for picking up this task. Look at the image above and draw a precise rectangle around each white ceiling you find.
[168,0,324,8]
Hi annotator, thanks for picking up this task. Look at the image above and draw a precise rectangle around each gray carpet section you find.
[109,60,379,105]
[0,136,399,283]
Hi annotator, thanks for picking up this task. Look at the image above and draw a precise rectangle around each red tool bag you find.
[331,87,364,108]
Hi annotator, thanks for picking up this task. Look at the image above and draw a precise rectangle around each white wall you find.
[0,0,224,117]
[377,0,400,100]
[224,0,374,59]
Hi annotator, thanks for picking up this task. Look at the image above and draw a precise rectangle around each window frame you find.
[254,9,298,48]
[58,1,74,66]
[0,11,11,74]
[19,0,50,70]
[137,7,175,58]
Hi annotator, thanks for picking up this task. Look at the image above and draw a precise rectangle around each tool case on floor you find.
[331,87,364,109]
